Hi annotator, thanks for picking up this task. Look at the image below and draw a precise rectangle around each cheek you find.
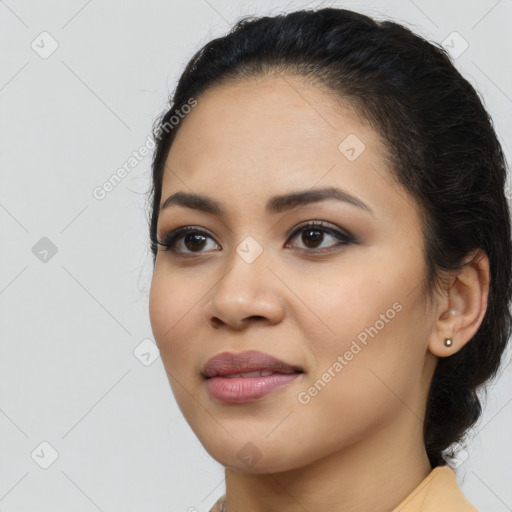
[291,256,425,410]
[149,270,209,416]
[149,268,205,365]
[291,261,405,354]
[292,307,420,454]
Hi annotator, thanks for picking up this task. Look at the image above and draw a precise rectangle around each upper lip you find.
[201,350,304,378]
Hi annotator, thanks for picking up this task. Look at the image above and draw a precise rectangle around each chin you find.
[198,434,311,474]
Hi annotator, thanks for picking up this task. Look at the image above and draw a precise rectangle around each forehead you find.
[165,76,386,174]
[172,74,373,151]
[159,75,415,225]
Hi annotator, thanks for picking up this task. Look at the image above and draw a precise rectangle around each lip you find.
[201,350,304,378]
[201,350,304,404]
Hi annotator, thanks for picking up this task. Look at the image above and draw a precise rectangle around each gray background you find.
[0,0,511,510]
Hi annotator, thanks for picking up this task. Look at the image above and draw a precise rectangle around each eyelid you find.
[156,225,220,254]
[286,219,353,239]
[285,220,356,249]
[157,220,356,255]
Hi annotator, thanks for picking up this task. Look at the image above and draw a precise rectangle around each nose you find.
[202,248,285,330]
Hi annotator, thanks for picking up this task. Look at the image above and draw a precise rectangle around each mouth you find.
[212,369,303,379]
[201,349,304,379]
[201,350,305,403]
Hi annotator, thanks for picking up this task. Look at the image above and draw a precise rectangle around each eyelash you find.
[156,221,356,256]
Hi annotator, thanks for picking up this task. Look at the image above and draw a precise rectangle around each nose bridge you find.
[215,238,269,302]
[203,238,284,328]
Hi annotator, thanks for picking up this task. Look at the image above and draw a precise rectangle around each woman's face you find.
[149,75,438,473]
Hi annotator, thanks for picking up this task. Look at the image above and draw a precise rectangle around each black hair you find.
[147,7,512,468]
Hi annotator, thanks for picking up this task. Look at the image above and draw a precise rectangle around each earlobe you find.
[428,250,490,357]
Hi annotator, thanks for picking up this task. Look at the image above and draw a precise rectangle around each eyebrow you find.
[159,187,373,216]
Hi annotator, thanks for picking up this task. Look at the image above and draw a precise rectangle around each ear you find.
[428,249,490,357]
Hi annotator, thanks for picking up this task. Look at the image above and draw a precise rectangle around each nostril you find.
[210,317,223,328]
[249,315,266,322]
[208,315,271,330]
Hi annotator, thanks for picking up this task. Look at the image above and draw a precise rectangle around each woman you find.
[147,7,511,511]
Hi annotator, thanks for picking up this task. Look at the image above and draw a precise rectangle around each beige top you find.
[208,465,479,512]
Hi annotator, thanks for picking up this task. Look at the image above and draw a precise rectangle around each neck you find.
[223,410,432,512]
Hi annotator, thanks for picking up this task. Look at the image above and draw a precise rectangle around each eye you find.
[285,221,355,252]
[157,220,355,256]
[157,226,220,255]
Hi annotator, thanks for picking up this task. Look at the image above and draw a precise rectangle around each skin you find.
[149,74,489,512]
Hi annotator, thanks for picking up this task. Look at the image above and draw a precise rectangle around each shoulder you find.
[208,466,479,512]
[392,465,479,512]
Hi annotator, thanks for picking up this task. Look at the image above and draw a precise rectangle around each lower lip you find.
[205,373,302,403]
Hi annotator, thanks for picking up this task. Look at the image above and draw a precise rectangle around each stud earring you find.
[444,338,453,347]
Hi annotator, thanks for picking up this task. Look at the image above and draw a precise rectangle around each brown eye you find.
[301,229,324,248]
[286,221,354,252]
[183,233,208,251]
[157,227,220,254]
